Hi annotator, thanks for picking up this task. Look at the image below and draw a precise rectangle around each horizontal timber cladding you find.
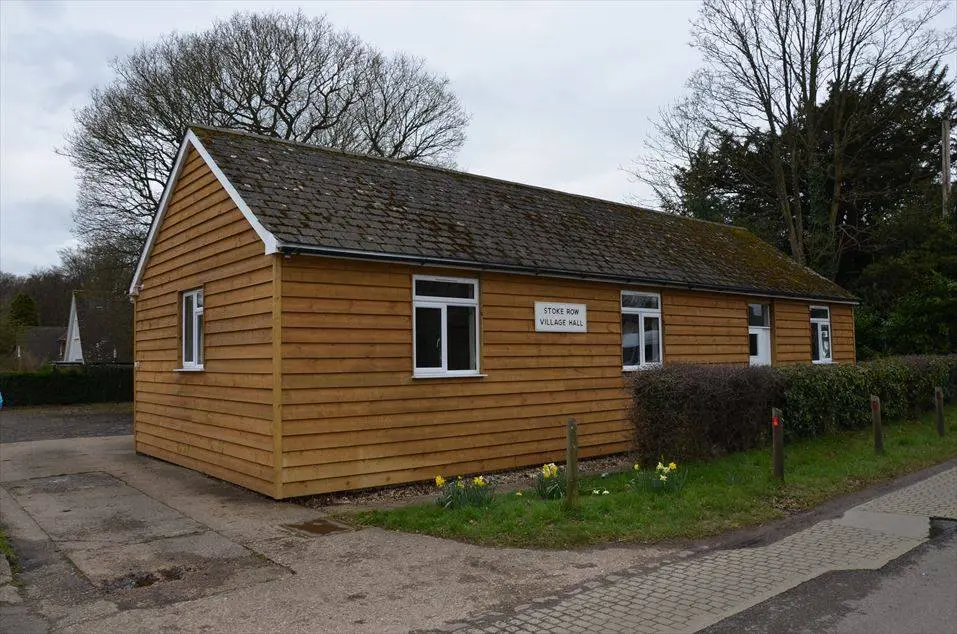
[279,256,637,496]
[829,304,856,364]
[661,291,749,364]
[133,148,276,496]
[275,258,845,497]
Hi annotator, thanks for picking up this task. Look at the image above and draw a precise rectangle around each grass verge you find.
[0,526,21,578]
[348,407,957,548]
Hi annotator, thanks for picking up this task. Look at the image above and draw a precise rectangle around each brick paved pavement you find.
[436,468,957,634]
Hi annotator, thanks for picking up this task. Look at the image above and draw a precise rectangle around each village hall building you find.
[129,126,856,499]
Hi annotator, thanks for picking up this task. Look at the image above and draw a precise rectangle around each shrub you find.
[534,463,566,499]
[630,363,785,464]
[0,364,133,406]
[630,355,957,462]
[434,475,494,509]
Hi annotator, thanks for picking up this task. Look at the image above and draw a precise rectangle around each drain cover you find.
[284,518,353,535]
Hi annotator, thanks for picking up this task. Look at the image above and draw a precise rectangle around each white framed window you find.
[810,305,832,364]
[748,303,772,367]
[181,288,204,370]
[413,276,479,377]
[621,291,662,370]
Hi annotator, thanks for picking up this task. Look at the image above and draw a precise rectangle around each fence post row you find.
[871,395,884,454]
[564,417,579,510]
[772,407,784,482]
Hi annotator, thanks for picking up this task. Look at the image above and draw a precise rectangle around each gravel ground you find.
[0,403,132,443]
[296,453,638,512]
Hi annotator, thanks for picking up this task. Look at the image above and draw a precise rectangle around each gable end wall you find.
[133,148,277,495]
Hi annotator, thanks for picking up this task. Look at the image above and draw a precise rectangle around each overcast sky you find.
[0,1,953,276]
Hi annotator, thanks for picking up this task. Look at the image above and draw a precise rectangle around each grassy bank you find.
[349,407,957,548]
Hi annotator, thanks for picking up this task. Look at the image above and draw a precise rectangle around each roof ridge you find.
[188,124,747,235]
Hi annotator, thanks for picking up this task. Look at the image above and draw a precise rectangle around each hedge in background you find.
[631,355,957,464]
[0,365,133,406]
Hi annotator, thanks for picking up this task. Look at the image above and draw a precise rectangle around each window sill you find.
[174,366,205,372]
[622,364,661,373]
[811,359,834,365]
[412,373,487,380]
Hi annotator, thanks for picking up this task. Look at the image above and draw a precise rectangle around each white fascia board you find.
[128,130,279,296]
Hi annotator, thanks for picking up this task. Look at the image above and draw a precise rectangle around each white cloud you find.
[2,1,949,275]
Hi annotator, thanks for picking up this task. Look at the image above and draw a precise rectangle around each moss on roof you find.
[192,126,856,302]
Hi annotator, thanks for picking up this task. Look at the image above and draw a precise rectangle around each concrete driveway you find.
[0,415,672,633]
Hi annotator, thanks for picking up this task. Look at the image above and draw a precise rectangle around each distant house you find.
[15,326,66,370]
[62,291,133,364]
[129,126,857,499]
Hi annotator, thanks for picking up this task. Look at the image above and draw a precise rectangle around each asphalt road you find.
[703,519,957,634]
[0,403,132,443]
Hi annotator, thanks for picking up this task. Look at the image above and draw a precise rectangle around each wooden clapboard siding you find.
[661,291,749,364]
[275,255,859,496]
[773,300,812,364]
[278,256,635,496]
[772,300,856,365]
[133,148,275,496]
[830,304,855,363]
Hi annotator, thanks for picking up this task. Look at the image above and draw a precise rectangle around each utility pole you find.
[945,119,952,219]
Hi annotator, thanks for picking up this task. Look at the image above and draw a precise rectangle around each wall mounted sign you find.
[535,302,587,332]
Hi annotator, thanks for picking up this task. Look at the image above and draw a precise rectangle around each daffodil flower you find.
[434,475,446,488]
[668,462,677,470]
[602,490,610,495]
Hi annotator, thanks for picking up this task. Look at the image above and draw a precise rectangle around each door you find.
[748,303,771,366]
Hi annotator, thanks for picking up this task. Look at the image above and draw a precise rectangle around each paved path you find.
[438,468,957,634]
[702,521,957,634]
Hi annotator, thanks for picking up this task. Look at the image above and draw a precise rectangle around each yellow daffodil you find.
[456,478,465,489]
[633,463,641,471]
[668,462,677,470]
[473,476,486,487]
[434,475,446,488]
[515,491,523,496]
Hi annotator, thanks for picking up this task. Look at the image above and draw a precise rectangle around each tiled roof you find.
[75,292,133,364]
[193,126,855,302]
[16,327,64,364]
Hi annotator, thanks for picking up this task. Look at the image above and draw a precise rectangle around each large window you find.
[621,291,662,370]
[748,303,771,366]
[810,306,832,363]
[413,276,479,377]
[181,288,204,370]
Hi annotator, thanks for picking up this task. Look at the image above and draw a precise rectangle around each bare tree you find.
[62,11,469,264]
[632,0,953,273]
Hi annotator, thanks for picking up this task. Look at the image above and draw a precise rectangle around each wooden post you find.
[771,407,784,482]
[564,417,579,510]
[935,387,946,437]
[871,395,884,454]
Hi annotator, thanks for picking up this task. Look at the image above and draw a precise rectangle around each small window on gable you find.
[621,291,662,370]
[413,276,479,377]
[181,288,204,370]
[810,305,831,364]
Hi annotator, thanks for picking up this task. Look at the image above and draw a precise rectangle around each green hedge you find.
[631,355,957,463]
[0,365,133,406]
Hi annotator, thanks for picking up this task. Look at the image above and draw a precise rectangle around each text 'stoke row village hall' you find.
[129,126,856,499]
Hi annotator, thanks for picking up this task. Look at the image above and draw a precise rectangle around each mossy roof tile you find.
[193,126,855,302]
